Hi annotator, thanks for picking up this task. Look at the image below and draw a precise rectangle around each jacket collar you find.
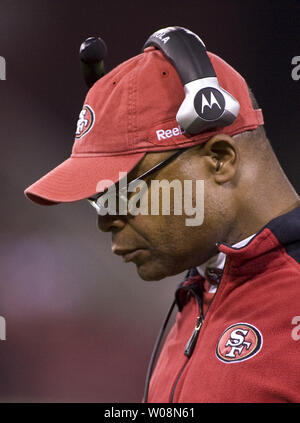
[218,205,300,265]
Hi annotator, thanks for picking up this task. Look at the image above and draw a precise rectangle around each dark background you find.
[0,0,299,402]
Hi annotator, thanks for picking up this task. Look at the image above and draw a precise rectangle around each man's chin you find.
[135,261,183,282]
[133,259,167,281]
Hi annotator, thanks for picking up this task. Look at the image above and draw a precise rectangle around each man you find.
[25,28,300,403]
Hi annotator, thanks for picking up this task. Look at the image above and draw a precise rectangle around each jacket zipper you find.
[184,315,204,357]
[169,263,226,402]
[169,290,204,403]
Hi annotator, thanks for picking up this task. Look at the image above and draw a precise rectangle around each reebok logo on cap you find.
[156,125,186,141]
[75,104,95,139]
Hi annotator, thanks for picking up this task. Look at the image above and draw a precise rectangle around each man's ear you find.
[201,134,238,184]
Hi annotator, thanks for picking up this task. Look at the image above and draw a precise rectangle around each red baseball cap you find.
[24,47,263,205]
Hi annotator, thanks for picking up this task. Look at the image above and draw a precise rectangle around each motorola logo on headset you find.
[194,87,226,121]
[143,26,240,135]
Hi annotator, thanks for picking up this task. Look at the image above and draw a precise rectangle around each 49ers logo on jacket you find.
[216,323,263,363]
[75,104,95,139]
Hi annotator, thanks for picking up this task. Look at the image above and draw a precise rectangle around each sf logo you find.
[76,109,88,134]
[225,328,251,358]
[75,104,95,139]
[216,323,263,363]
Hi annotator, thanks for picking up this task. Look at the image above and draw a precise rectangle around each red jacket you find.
[146,206,300,403]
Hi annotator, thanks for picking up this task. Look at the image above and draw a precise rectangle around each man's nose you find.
[97,214,126,232]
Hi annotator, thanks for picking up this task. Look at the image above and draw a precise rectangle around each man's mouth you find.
[112,247,148,263]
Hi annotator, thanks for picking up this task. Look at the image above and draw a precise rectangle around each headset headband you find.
[143,26,216,84]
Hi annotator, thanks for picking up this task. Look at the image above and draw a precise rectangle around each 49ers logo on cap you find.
[75,104,95,139]
[216,323,263,363]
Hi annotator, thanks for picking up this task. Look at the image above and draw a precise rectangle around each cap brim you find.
[24,153,146,205]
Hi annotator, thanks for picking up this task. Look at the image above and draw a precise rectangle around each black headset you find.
[80,26,240,135]
[143,26,240,134]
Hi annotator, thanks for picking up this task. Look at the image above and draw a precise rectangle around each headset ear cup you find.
[177,79,240,135]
